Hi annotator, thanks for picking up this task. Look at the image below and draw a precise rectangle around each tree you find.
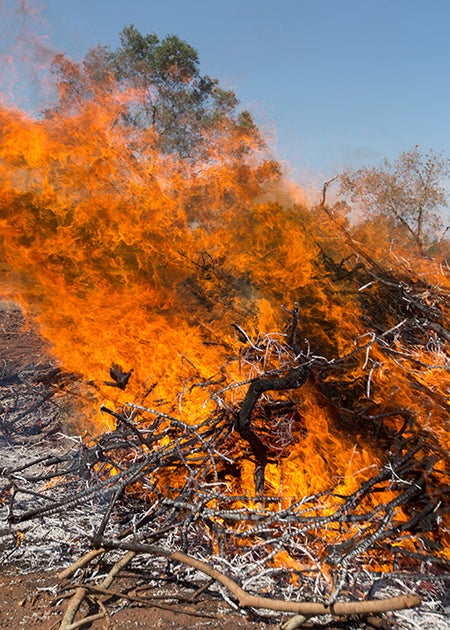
[46,24,262,160]
[338,147,450,254]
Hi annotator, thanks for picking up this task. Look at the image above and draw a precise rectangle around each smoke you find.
[0,0,57,112]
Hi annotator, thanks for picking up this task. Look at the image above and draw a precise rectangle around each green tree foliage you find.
[45,24,262,160]
[338,147,450,254]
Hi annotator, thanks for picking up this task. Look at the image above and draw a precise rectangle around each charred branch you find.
[235,364,309,493]
[236,366,309,431]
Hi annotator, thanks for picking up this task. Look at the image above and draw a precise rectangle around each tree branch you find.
[101,540,421,617]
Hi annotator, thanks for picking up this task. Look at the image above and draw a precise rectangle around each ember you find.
[0,13,449,629]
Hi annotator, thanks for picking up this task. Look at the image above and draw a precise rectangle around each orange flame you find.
[0,32,448,572]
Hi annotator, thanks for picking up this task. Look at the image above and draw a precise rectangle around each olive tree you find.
[338,147,450,254]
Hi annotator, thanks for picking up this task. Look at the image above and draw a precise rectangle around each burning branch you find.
[320,175,338,208]
[235,364,309,494]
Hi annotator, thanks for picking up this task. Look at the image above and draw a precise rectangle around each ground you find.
[0,566,273,629]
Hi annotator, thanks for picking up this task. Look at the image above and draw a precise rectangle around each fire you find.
[0,22,448,576]
[0,92,377,484]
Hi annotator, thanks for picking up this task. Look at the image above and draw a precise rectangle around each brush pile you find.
[1,252,449,628]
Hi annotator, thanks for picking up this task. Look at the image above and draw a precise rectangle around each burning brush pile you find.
[0,37,449,628]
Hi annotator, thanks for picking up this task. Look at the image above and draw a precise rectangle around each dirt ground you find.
[0,566,274,629]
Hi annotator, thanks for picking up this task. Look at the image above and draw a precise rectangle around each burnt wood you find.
[235,365,309,493]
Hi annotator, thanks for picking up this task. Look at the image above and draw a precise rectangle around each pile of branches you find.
[1,315,448,628]
[1,227,449,627]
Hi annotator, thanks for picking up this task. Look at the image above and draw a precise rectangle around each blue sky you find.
[1,0,450,189]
